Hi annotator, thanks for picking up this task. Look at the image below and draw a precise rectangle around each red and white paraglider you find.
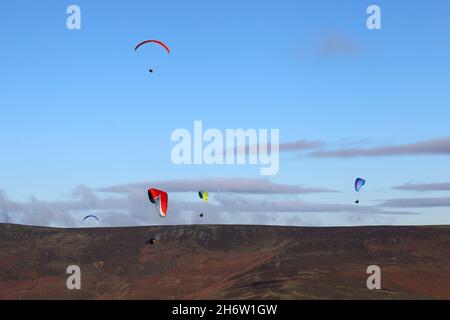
[135,40,170,74]
[134,40,171,54]
[148,188,168,218]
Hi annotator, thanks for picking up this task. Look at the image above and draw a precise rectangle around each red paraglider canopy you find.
[148,188,168,218]
[135,40,170,54]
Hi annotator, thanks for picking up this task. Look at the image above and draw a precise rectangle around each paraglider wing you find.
[148,188,168,218]
[135,40,170,54]
[83,215,99,222]
[198,191,209,203]
[355,178,366,192]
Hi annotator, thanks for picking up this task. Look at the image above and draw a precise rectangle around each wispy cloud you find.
[223,136,450,159]
[393,182,450,192]
[317,32,361,57]
[213,194,414,216]
[279,140,325,152]
[380,197,450,208]
[0,186,150,227]
[0,178,416,228]
[309,137,450,158]
[295,31,362,59]
[100,177,336,195]
[224,140,324,156]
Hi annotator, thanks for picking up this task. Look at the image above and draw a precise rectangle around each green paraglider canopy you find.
[198,191,209,203]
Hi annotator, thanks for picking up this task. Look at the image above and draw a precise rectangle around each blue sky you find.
[0,0,449,227]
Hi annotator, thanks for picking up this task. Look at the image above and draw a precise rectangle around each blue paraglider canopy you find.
[355,178,366,192]
[83,215,99,222]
